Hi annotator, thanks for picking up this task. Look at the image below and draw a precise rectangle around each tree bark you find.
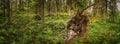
[7,0,11,23]
[67,0,72,15]
[38,0,45,28]
[109,0,118,22]
[48,0,51,16]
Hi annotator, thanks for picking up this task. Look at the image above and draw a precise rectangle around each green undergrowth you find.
[0,13,120,44]
[73,16,120,44]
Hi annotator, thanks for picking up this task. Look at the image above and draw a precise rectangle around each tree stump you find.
[65,4,95,42]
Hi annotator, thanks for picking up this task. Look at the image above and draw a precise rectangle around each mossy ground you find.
[0,12,120,44]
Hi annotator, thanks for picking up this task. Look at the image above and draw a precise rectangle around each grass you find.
[0,12,120,44]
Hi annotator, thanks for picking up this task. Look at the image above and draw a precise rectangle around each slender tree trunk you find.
[3,0,6,16]
[109,0,118,22]
[35,0,39,14]
[93,0,108,17]
[67,0,72,15]
[48,0,51,16]
[41,0,45,28]
[7,0,11,25]
[0,0,1,6]
[56,0,60,12]
[93,0,101,16]
[38,0,45,28]
[19,0,23,11]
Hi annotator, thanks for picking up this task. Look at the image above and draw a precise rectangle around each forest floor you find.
[0,12,120,44]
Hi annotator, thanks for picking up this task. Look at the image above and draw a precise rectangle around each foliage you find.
[0,12,120,44]
[0,0,120,44]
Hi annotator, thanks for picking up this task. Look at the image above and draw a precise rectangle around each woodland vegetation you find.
[0,0,120,44]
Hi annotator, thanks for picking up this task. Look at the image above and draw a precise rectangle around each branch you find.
[79,4,95,15]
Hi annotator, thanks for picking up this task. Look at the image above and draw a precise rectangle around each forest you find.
[0,0,120,44]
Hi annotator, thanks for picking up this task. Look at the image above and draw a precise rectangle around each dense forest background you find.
[0,0,120,44]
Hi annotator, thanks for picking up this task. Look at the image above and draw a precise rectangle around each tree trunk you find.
[55,0,60,12]
[93,0,108,17]
[41,0,45,28]
[109,0,118,22]
[67,0,72,15]
[48,0,51,16]
[6,0,11,26]
[38,0,45,28]
[19,0,24,11]
[93,0,101,16]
